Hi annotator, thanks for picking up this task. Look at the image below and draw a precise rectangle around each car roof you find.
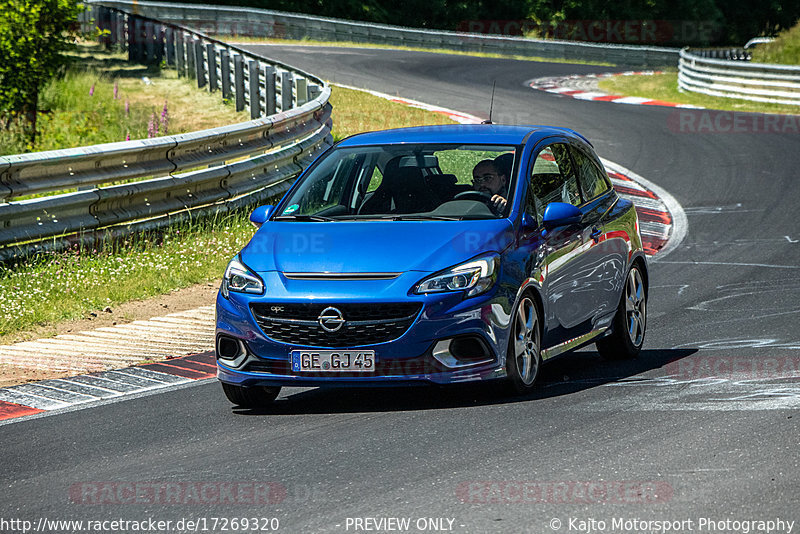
[336,124,593,148]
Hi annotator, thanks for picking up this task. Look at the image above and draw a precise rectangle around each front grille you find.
[250,302,422,347]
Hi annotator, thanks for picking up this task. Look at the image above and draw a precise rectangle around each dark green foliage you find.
[716,0,799,45]
[0,0,83,146]
[174,0,799,46]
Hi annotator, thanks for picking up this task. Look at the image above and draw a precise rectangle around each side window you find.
[528,143,582,224]
[367,166,383,193]
[350,158,380,210]
[570,146,610,200]
[300,154,357,213]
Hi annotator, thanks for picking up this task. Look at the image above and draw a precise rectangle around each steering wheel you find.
[453,190,494,202]
[453,190,506,214]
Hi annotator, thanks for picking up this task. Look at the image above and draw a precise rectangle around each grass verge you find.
[0,42,247,155]
[0,214,250,343]
[329,85,456,140]
[597,71,800,115]
[751,20,800,65]
[220,36,615,67]
[0,85,457,343]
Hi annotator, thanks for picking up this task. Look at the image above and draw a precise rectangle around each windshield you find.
[276,144,518,220]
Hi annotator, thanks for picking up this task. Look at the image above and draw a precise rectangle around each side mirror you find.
[521,212,538,232]
[249,205,274,229]
[542,202,582,230]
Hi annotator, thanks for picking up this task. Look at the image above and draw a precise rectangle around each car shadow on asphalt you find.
[231,348,698,415]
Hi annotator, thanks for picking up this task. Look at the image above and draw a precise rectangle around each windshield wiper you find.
[272,214,337,222]
[334,214,462,221]
[390,215,463,221]
[306,214,494,222]
[390,215,494,221]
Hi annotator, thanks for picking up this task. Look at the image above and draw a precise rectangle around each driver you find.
[472,159,508,211]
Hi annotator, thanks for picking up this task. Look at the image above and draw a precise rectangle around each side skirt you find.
[541,328,608,361]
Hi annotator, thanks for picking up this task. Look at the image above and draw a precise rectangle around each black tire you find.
[503,294,543,394]
[596,264,647,360]
[221,382,281,408]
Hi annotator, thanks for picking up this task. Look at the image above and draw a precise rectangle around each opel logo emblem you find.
[318,307,345,332]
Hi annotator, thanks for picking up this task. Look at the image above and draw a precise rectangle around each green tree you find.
[0,0,83,147]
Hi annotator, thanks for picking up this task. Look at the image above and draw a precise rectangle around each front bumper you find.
[214,272,514,387]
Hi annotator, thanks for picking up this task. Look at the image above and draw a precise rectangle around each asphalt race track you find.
[1,46,799,533]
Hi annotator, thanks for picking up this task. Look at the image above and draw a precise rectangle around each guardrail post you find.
[186,37,195,79]
[234,54,245,112]
[248,59,261,119]
[221,49,232,100]
[281,71,294,111]
[137,17,147,63]
[127,16,138,62]
[207,43,218,92]
[264,65,277,115]
[105,8,117,49]
[98,6,111,50]
[117,12,126,52]
[154,25,164,66]
[165,27,175,67]
[296,77,308,106]
[113,10,122,49]
[176,32,185,76]
[144,21,155,64]
[79,3,91,34]
[194,39,205,87]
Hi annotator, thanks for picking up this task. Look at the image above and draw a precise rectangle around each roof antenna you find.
[482,80,496,125]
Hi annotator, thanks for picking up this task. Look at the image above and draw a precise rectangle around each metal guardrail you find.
[94,0,679,68]
[678,48,800,106]
[687,48,752,61]
[0,3,333,260]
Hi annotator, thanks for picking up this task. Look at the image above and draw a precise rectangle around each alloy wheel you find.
[513,297,541,385]
[625,268,646,347]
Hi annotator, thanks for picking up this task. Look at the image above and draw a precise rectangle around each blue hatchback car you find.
[215,125,648,406]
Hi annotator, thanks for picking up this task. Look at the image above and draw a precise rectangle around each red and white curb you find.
[0,306,218,423]
[602,159,686,258]
[0,352,216,423]
[0,86,686,423]
[527,71,703,109]
[0,306,215,373]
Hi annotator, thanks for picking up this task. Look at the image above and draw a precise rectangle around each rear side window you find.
[528,143,582,224]
[570,146,610,200]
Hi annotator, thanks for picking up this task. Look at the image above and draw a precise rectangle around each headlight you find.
[414,253,500,297]
[221,256,264,298]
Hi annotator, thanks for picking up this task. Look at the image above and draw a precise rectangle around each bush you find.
[0,0,83,146]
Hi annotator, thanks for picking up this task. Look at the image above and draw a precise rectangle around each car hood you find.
[240,219,515,274]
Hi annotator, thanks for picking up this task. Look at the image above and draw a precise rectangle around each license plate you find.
[290,350,376,373]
